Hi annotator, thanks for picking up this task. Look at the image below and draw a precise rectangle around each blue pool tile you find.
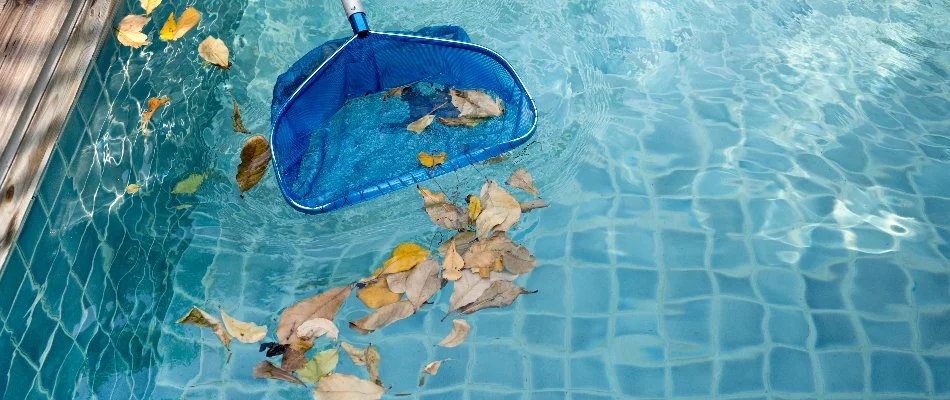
[671,361,712,396]
[0,249,28,322]
[36,150,67,209]
[42,253,71,317]
[664,300,711,346]
[614,225,655,266]
[710,235,750,270]
[715,273,757,299]
[523,266,566,314]
[531,355,565,390]
[59,275,86,334]
[4,351,37,399]
[804,272,846,310]
[569,356,610,392]
[571,317,608,352]
[38,328,73,391]
[769,347,814,393]
[16,212,48,260]
[818,351,865,393]
[575,162,613,194]
[523,314,566,350]
[571,228,610,264]
[571,394,613,400]
[924,356,950,394]
[768,308,810,348]
[719,298,765,352]
[697,199,745,234]
[660,230,706,268]
[472,343,525,389]
[851,259,909,317]
[918,310,950,350]
[572,268,612,314]
[56,111,84,163]
[532,234,566,260]
[755,268,804,306]
[870,351,926,393]
[664,270,712,300]
[20,307,57,365]
[528,391,566,400]
[615,365,664,397]
[616,268,657,310]
[0,334,15,395]
[812,313,859,349]
[614,313,659,337]
[7,275,39,342]
[473,312,516,338]
[862,319,912,349]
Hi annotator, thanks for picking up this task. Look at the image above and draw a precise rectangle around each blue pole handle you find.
[341,0,370,36]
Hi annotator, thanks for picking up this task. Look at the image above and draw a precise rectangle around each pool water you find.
[2,0,950,398]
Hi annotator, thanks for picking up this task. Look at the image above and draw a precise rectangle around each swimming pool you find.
[1,0,949,398]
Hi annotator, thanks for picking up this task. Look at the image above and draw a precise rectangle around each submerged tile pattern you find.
[3,0,950,399]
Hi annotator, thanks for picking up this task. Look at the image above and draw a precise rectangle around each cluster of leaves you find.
[407,87,506,169]
[175,168,546,398]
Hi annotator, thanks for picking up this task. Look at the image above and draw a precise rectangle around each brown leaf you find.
[446,270,492,318]
[281,341,312,371]
[140,96,170,132]
[176,306,231,349]
[384,271,410,294]
[340,342,367,366]
[441,239,464,281]
[475,180,521,239]
[382,86,406,100]
[438,231,476,257]
[459,280,535,315]
[253,361,304,385]
[236,135,271,193]
[463,233,536,276]
[417,186,467,231]
[349,300,415,334]
[232,97,251,134]
[407,114,435,134]
[365,344,382,386]
[405,260,440,309]
[448,89,504,119]
[520,200,549,213]
[437,116,490,128]
[437,319,470,348]
[506,167,539,197]
[277,285,353,346]
[313,374,384,399]
[198,36,230,69]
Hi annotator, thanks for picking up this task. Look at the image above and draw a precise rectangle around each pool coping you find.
[0,0,118,271]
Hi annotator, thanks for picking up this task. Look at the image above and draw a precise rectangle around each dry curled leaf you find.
[463,233,536,275]
[417,151,447,168]
[419,360,444,386]
[417,187,467,231]
[140,96,169,131]
[232,97,251,134]
[406,260,440,309]
[385,271,410,294]
[438,231,477,257]
[357,277,402,309]
[340,342,367,366]
[506,168,539,197]
[365,344,382,386]
[313,374,384,400]
[445,270,492,318]
[117,15,151,48]
[297,318,339,341]
[236,135,271,193]
[176,306,231,349]
[407,114,435,134]
[475,180,521,239]
[140,0,162,15]
[459,280,535,315]
[350,300,415,334]
[442,239,464,281]
[520,200,549,213]
[220,309,267,343]
[277,285,353,347]
[438,319,470,348]
[198,36,230,69]
[297,349,339,385]
[253,361,304,385]
[490,271,519,282]
[125,184,142,194]
[449,88,504,119]
[381,243,429,275]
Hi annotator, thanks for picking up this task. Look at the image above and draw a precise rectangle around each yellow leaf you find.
[297,349,339,384]
[407,114,435,134]
[159,12,176,41]
[357,279,402,309]
[176,306,231,349]
[125,184,142,194]
[466,194,481,222]
[171,173,204,195]
[442,239,464,281]
[140,0,162,15]
[417,151,446,168]
[236,135,271,193]
[438,319,470,348]
[173,7,201,40]
[140,96,170,131]
[198,36,230,69]
[174,204,193,210]
[381,243,429,275]
[219,309,267,343]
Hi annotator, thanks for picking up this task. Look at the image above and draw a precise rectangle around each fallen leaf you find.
[459,280,535,315]
[419,360,443,386]
[520,200,549,213]
[173,7,200,40]
[464,233,536,275]
[407,114,435,134]
[313,374,384,400]
[232,97,251,134]
[445,270,491,318]
[297,318,339,341]
[140,96,170,131]
[475,180,521,239]
[506,168,539,197]
[365,344,382,386]
[236,135,271,193]
[483,153,509,165]
[220,310,267,343]
[442,239,464,281]
[356,278,402,309]
[417,151,447,168]
[466,195,481,223]
[406,260,440,309]
[298,349,339,385]
[381,243,429,275]
[253,361,304,385]
[277,285,353,346]
[117,15,151,48]
[382,86,406,100]
[437,319,470,348]
[174,204,193,210]
[437,116,489,128]
[340,342,366,366]
[490,271,519,281]
[417,186,466,231]
[349,300,415,334]
[176,306,231,349]
[125,184,142,194]
[159,12,176,41]
[438,231,477,256]
[448,89,504,119]
[198,36,230,69]
[140,0,162,15]
[282,341,313,371]
[171,173,204,195]
[118,14,150,32]
[385,271,410,294]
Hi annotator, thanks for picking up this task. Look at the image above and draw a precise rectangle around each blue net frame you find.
[270,26,538,214]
